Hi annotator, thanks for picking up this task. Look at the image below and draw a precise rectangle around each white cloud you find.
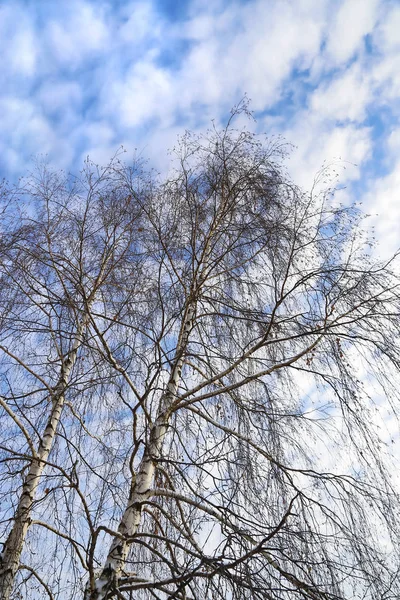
[180,0,327,111]
[118,2,163,45]
[0,4,38,78]
[46,2,108,67]
[278,113,371,190]
[75,121,118,168]
[387,128,400,155]
[369,4,400,105]
[102,58,175,129]
[374,2,400,53]
[310,64,371,122]
[0,97,56,172]
[0,0,397,229]
[10,27,37,76]
[37,81,82,116]
[324,0,378,66]
[363,159,400,259]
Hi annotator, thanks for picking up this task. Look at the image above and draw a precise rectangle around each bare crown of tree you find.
[1,105,400,600]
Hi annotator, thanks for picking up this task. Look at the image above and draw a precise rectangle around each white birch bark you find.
[87,301,197,600]
[0,318,88,600]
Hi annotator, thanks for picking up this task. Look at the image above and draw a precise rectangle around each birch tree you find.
[1,108,400,600]
[0,160,146,599]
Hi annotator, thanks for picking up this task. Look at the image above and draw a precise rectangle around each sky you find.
[0,0,399,257]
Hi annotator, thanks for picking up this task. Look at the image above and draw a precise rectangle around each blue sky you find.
[0,0,399,256]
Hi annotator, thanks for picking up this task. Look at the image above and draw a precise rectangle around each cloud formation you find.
[0,0,398,254]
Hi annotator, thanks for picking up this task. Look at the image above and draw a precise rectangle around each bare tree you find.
[1,106,400,600]
[0,160,146,599]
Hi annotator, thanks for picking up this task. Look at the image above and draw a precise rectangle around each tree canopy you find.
[1,108,400,600]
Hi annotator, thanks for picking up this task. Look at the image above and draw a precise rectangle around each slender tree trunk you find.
[0,320,87,600]
[88,301,197,599]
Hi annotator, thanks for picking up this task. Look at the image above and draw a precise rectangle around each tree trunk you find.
[0,322,86,600]
[88,301,197,599]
